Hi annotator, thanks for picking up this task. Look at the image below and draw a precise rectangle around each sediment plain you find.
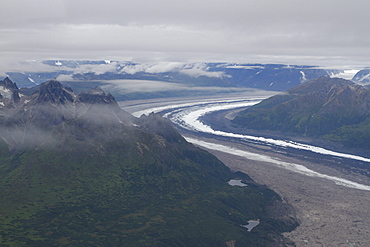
[193,134,370,247]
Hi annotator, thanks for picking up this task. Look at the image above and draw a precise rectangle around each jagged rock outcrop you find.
[77,86,115,104]
[0,77,21,106]
[0,77,19,91]
[32,79,75,104]
[0,79,136,150]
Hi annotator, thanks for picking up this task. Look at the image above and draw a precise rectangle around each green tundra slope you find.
[233,77,370,150]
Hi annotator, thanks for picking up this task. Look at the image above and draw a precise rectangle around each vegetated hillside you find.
[232,77,370,149]
[0,78,297,246]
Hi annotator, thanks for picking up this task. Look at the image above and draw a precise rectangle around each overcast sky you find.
[1,0,370,72]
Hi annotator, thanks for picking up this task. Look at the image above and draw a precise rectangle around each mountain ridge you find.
[5,60,341,92]
[232,77,370,149]
[0,78,297,246]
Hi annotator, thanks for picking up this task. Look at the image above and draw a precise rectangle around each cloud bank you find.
[100,79,241,94]
[121,62,227,78]
[1,0,370,70]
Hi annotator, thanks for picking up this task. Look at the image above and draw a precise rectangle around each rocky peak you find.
[0,79,135,149]
[33,79,75,104]
[0,77,21,104]
[77,86,116,105]
[0,77,19,91]
[288,76,352,95]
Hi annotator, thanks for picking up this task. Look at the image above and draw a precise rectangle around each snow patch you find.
[300,71,307,82]
[330,70,360,80]
[225,65,265,70]
[0,87,12,99]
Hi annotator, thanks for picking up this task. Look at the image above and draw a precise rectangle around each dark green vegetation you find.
[233,77,370,150]
[0,79,297,246]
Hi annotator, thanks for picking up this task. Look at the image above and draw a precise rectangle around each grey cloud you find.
[120,62,227,78]
[1,0,370,68]
[0,125,59,150]
[101,80,194,93]
[101,79,239,94]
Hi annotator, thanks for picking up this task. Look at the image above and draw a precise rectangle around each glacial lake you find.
[242,220,260,232]
[228,179,248,187]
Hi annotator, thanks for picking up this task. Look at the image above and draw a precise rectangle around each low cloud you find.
[179,64,228,78]
[73,62,119,75]
[101,79,187,93]
[120,62,184,74]
[120,62,227,78]
[140,62,184,74]
[56,74,74,81]
[1,60,71,74]
[0,125,58,150]
[100,79,245,94]
[1,60,229,84]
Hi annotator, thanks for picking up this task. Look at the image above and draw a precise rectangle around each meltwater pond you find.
[242,220,260,232]
[228,179,248,187]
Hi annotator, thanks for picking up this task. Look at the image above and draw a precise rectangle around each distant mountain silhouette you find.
[6,60,338,92]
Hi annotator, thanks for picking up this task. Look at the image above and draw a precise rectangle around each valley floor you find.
[191,134,370,247]
[121,96,370,247]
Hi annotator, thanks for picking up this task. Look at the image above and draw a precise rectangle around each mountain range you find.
[232,77,370,150]
[5,60,342,92]
[0,78,297,246]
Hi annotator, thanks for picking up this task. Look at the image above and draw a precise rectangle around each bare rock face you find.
[0,77,21,105]
[32,79,75,104]
[0,79,136,150]
[77,86,116,104]
[0,77,19,91]
[288,77,370,116]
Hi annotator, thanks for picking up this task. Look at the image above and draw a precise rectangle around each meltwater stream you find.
[132,98,370,191]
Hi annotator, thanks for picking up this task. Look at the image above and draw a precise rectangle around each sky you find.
[1,0,370,72]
